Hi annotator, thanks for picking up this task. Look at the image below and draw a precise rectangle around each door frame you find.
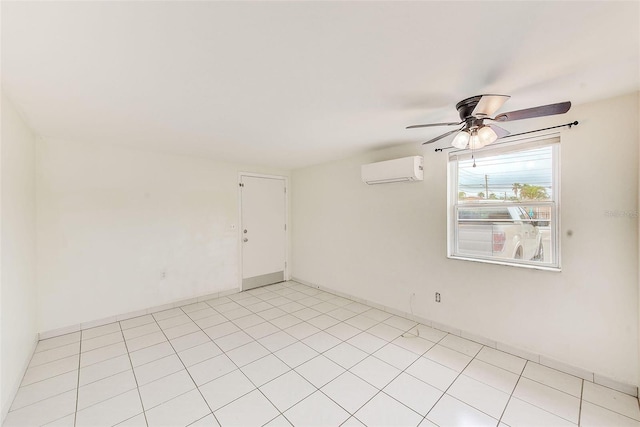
[237,172,289,292]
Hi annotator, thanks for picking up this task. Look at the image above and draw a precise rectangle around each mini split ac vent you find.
[361,156,424,185]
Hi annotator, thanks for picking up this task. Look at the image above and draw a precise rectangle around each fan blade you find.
[493,101,571,122]
[487,124,510,139]
[421,127,464,145]
[407,121,463,129]
[472,95,510,117]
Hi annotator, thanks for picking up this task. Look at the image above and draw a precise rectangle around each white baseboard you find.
[1,333,38,423]
[39,287,240,340]
[291,277,639,398]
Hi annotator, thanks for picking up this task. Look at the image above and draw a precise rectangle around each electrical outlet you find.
[435,292,441,303]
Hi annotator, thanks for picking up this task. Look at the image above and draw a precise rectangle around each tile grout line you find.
[79,345,138,371]
[78,340,128,359]
[7,384,77,414]
[421,341,493,425]
[523,374,585,399]
[12,361,78,390]
[26,349,81,371]
[33,333,82,354]
[498,359,590,425]
[256,289,343,425]
[582,398,640,423]
[196,288,318,418]
[29,342,81,364]
[153,308,223,426]
[118,320,150,427]
[67,374,160,415]
[186,412,215,427]
[185,297,313,424]
[6,342,81,424]
[512,365,586,425]
[76,339,126,365]
[210,304,322,360]
[475,354,524,377]
[305,318,440,424]
[316,320,432,424]
[347,330,448,424]
[120,319,157,332]
[27,341,110,373]
[496,356,528,425]
[389,334,453,390]
[318,366,397,424]
[578,378,584,426]
[72,330,82,427]
[192,286,358,424]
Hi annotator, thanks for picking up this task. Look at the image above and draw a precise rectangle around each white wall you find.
[36,139,288,332]
[292,92,639,386]
[1,94,38,420]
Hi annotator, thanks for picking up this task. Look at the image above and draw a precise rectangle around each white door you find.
[240,175,286,290]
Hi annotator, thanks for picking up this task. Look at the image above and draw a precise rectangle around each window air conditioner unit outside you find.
[361,156,424,185]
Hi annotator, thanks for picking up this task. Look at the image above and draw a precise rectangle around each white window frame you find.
[447,134,561,271]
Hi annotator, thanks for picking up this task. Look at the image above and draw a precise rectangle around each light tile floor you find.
[4,281,640,427]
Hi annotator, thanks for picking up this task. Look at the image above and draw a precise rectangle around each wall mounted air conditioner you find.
[361,156,424,185]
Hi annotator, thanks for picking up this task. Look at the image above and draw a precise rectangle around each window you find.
[448,136,560,270]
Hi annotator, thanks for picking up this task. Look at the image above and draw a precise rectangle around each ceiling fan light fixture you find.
[477,125,498,146]
[468,130,486,150]
[451,131,470,149]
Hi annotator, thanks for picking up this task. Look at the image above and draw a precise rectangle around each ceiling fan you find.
[407,95,571,149]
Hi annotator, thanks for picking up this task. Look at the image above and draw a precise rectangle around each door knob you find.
[244,229,248,234]
[243,238,248,242]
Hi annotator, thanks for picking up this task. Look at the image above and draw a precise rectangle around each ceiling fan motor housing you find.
[455,95,483,120]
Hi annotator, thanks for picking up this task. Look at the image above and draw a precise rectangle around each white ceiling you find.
[2,1,638,169]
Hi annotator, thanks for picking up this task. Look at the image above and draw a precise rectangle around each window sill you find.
[448,254,562,272]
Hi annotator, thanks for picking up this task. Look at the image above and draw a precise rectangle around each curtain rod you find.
[434,121,579,152]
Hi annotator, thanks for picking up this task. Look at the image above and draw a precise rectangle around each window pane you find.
[457,146,553,202]
[456,205,553,264]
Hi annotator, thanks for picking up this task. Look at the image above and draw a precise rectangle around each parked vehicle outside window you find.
[457,205,544,261]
